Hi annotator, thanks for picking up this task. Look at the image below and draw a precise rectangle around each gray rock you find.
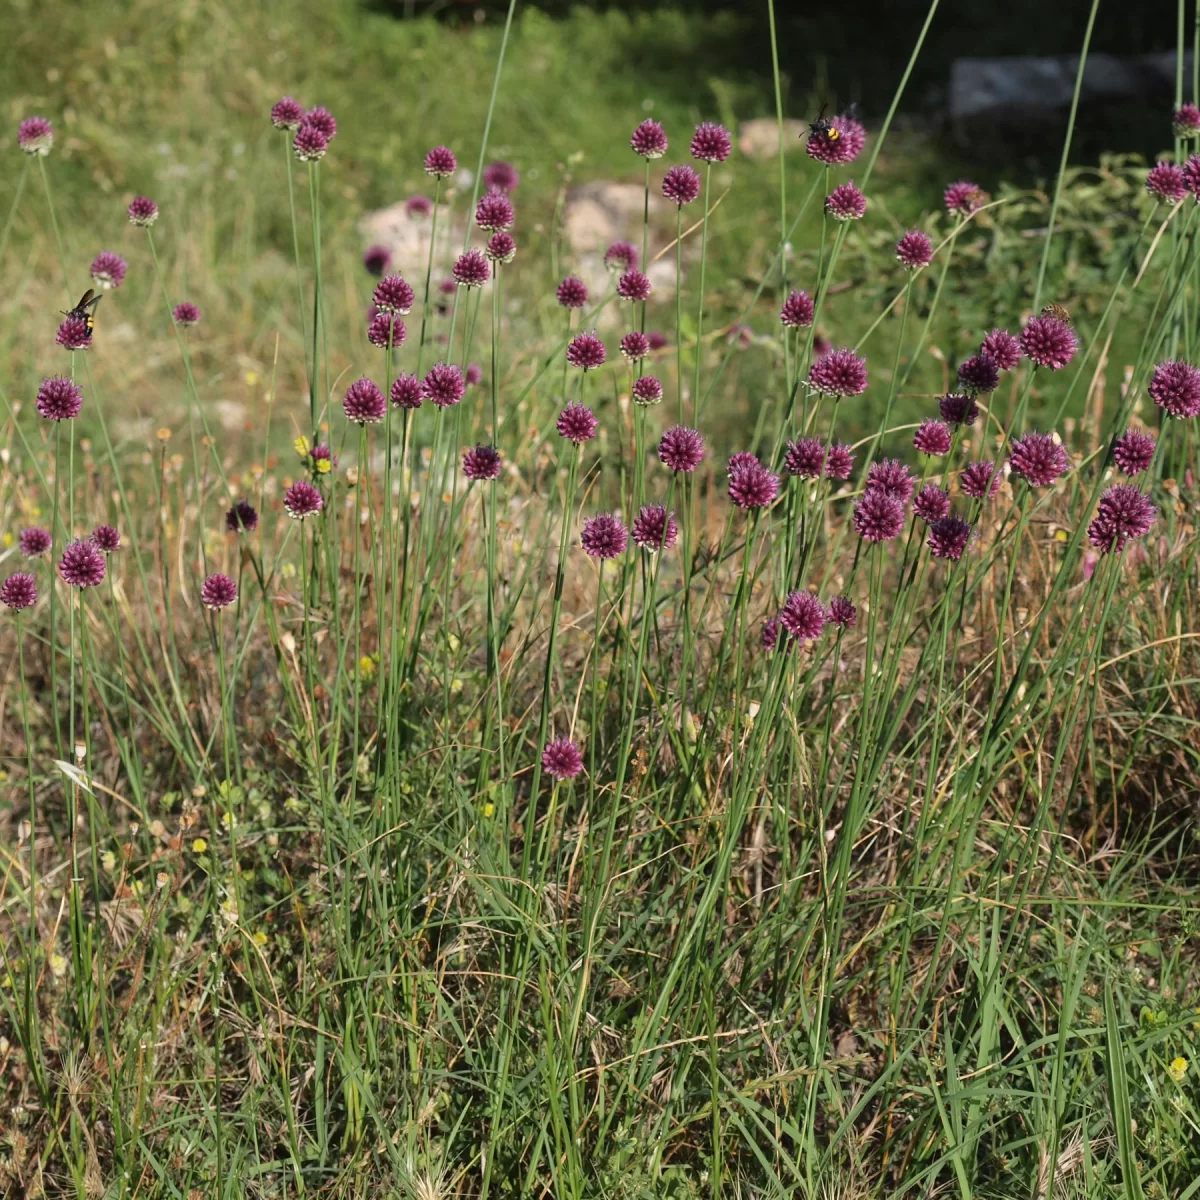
[738,117,807,160]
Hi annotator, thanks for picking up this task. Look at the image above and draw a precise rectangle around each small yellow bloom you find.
[191,837,208,853]
[294,435,311,458]
[358,655,377,680]
[1168,1056,1189,1082]
[450,678,463,695]
[244,370,259,386]
[316,458,332,474]
[49,952,67,979]
[482,802,495,817]
[1,532,13,548]
[101,850,116,872]
[252,930,269,947]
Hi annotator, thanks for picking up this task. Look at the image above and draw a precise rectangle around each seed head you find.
[17,116,53,156]
[853,491,905,542]
[270,97,304,130]
[542,738,583,780]
[90,251,127,289]
[343,377,386,424]
[658,425,704,472]
[284,480,324,519]
[36,375,83,420]
[896,229,933,269]
[374,274,415,314]
[422,362,466,408]
[690,121,732,163]
[391,374,423,410]
[581,512,628,559]
[424,146,457,178]
[566,332,606,370]
[662,164,702,206]
[631,119,668,159]
[463,445,502,481]
[1148,359,1200,418]
[1111,428,1156,476]
[808,348,868,397]
[914,419,952,456]
[58,539,106,588]
[225,499,259,533]
[556,402,598,443]
[556,276,589,309]
[1009,430,1069,486]
[201,572,238,610]
[19,527,52,557]
[1087,485,1158,553]
[632,504,678,551]
[631,375,663,405]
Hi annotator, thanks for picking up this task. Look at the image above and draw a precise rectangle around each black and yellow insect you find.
[1041,302,1071,323]
[62,288,102,334]
[809,104,840,143]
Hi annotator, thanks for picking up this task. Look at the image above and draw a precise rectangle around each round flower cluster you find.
[927,516,973,560]
[632,504,678,551]
[201,573,238,611]
[92,525,120,552]
[293,124,328,162]
[343,377,386,424]
[422,363,466,408]
[779,590,827,641]
[486,232,516,264]
[662,165,702,206]
[557,402,598,443]
[270,97,304,130]
[1175,104,1200,137]
[1146,161,1188,203]
[808,348,868,397]
[604,241,638,272]
[784,437,825,478]
[825,443,854,479]
[1111,428,1155,476]
[806,112,865,165]
[374,274,415,314]
[424,146,457,178]
[617,271,652,302]
[556,276,588,309]
[913,485,950,523]
[36,375,83,421]
[913,420,952,457]
[865,459,915,503]
[961,460,1001,499]
[631,375,663,405]
[896,229,933,269]
[980,328,1022,370]
[944,180,987,216]
[542,738,583,781]
[691,121,732,163]
[391,374,423,410]
[407,194,433,218]
[581,512,628,559]
[728,461,780,509]
[658,425,705,472]
[483,161,519,192]
[59,539,106,588]
[957,353,998,394]
[566,332,606,370]
[368,311,406,349]
[828,595,857,628]
[939,392,979,426]
[475,190,515,232]
[56,317,92,351]
[463,445,503,481]
[631,119,668,159]
[284,480,323,519]
[453,250,490,288]
[1148,359,1200,418]
[780,289,814,328]
[620,331,650,360]
[1020,314,1077,370]
[1,573,37,610]
[18,116,54,156]
[853,491,905,543]
[1008,431,1069,487]
[128,196,159,227]
[1087,486,1157,553]
[18,527,52,556]
[226,499,259,533]
[173,303,201,327]
[363,244,392,276]
[825,181,866,221]
[90,252,127,289]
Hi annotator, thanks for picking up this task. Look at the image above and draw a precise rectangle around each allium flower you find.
[172,302,201,327]
[914,419,952,456]
[779,592,826,642]
[391,374,423,410]
[18,527,51,557]
[556,402,598,443]
[465,363,483,386]
[729,461,780,509]
[761,615,785,652]
[201,572,238,610]
[939,392,980,426]
[1009,430,1069,487]
[475,189,514,232]
[36,375,82,420]
[617,270,651,302]
[17,116,53,156]
[1185,153,1200,198]
[566,332,606,370]
[853,491,905,542]
[1148,359,1200,418]
[620,331,650,360]
[422,362,466,408]
[825,180,866,221]
[284,480,324,519]
[542,738,583,780]
[820,442,851,480]
[658,425,704,472]
[303,106,337,140]
[368,311,406,348]
[293,125,328,162]
[728,452,760,475]
[896,229,933,269]
[604,241,639,272]
[91,524,120,552]
[581,512,628,559]
[1112,428,1156,476]
[374,274,415,314]
[1087,485,1158,553]
[1175,104,1200,136]
[406,194,433,218]
[225,499,259,533]
[631,118,668,159]
[957,353,998,394]
[913,484,951,523]
[631,375,663,405]
[690,121,732,163]
[463,444,502,481]
[556,276,588,308]
[784,437,825,478]
[453,250,490,288]
[779,289,814,328]
[632,504,678,551]
[960,460,1001,499]
[1146,160,1187,203]
[808,348,868,397]
[927,516,973,560]
[90,251,127,289]
[806,112,864,165]
[59,539,106,588]
[828,595,857,628]
[980,328,1022,370]
[1,572,37,610]
[363,244,391,276]
[270,97,304,130]
[127,196,159,227]
[343,377,386,424]
[310,444,336,472]
[865,458,915,504]
[56,317,91,351]
[944,179,987,216]
[1020,314,1078,370]
[485,231,516,263]
[662,164,702,206]
[647,330,669,351]
[813,335,833,359]
[424,146,457,178]
[483,161,520,192]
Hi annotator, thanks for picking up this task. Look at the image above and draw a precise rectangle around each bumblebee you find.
[809,104,840,142]
[62,288,102,334]
[1041,302,1071,323]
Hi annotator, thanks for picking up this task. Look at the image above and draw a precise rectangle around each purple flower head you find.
[825,180,866,222]
[853,491,905,543]
[662,164,702,206]
[1147,160,1187,203]
[631,375,663,405]
[284,480,324,519]
[293,124,328,162]
[1112,428,1156,476]
[896,229,933,269]
[1009,430,1069,487]
[127,196,159,227]
[303,106,337,140]
[422,362,466,408]
[483,161,520,192]
[1175,104,1200,136]
[1087,485,1158,553]
[18,527,51,557]
[374,274,415,314]
[56,316,92,351]
[1,573,37,610]
[343,377,386,424]
[363,244,391,276]
[647,330,669,351]
[368,311,406,349]
[17,116,53,156]
[91,524,120,552]
[807,112,864,165]
[913,484,951,523]
[1148,359,1200,418]
[1185,154,1200,198]
[604,241,639,272]
[453,250,490,288]
[825,442,854,480]
[784,437,825,478]
[581,512,628,559]
[828,595,857,628]
[463,444,502,481]
[981,328,1022,371]
[779,289,814,328]
[225,499,259,534]
[780,590,827,641]
[632,504,678,551]
[957,353,999,394]
[944,179,988,216]
[728,452,760,476]
[424,146,457,178]
[270,97,304,130]
[761,615,785,652]
[556,276,589,308]
[36,375,83,421]
[865,458,915,504]
[1020,314,1078,370]
[658,425,705,472]
[391,374,423,410]
[813,335,833,360]
[90,251,127,290]
[617,270,651,302]
[631,119,668,159]
[201,572,238,610]
[690,121,732,163]
[59,539,106,588]
[566,332,606,370]
[557,402,598,443]
[310,444,336,470]
[939,392,980,426]
[914,419,952,456]
[808,348,868,397]
[485,231,516,264]
[475,189,514,232]
[465,362,483,386]
[961,460,1001,499]
[172,302,200,328]
[406,194,433,218]
[927,516,973,560]
[542,738,583,780]
[729,461,780,509]
[620,331,650,361]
